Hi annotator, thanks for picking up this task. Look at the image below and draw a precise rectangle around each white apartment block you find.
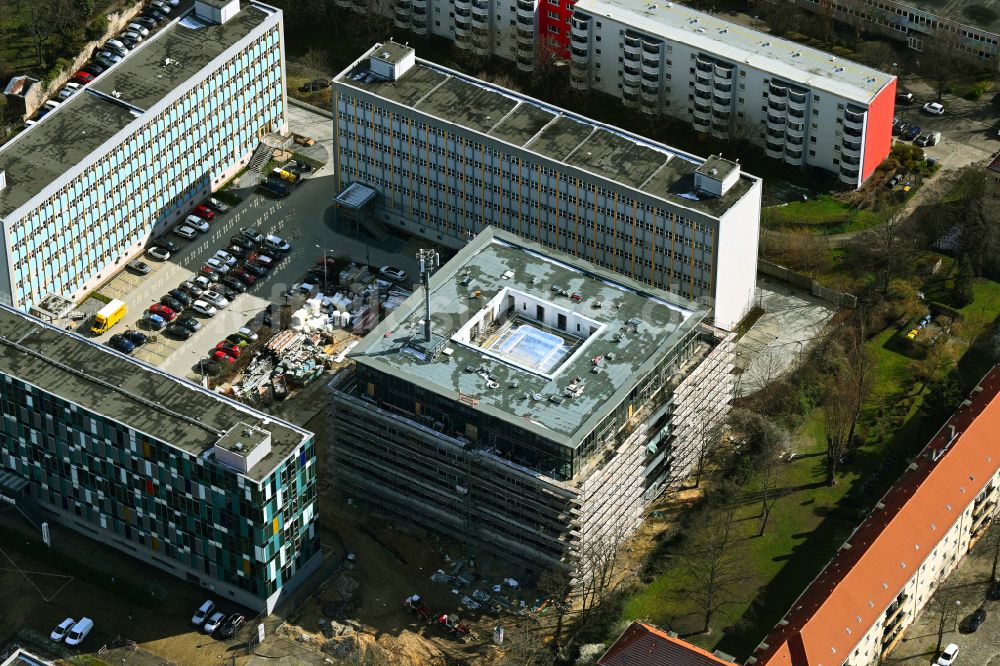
[568,0,897,187]
[751,365,1000,666]
[333,42,763,330]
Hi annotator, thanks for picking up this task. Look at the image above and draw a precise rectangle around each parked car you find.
[230,235,254,250]
[177,315,202,332]
[192,275,215,290]
[166,323,192,339]
[201,290,230,308]
[192,301,218,317]
[214,250,237,266]
[215,341,241,358]
[237,326,259,343]
[72,70,95,84]
[299,78,331,93]
[379,265,407,282]
[185,215,210,233]
[205,257,230,274]
[289,159,313,174]
[141,8,167,22]
[226,244,248,259]
[241,228,265,244]
[895,90,914,104]
[127,259,151,275]
[121,29,145,43]
[58,82,81,99]
[915,131,942,147]
[243,262,268,277]
[220,285,239,301]
[173,225,197,240]
[264,234,290,253]
[127,23,150,36]
[82,62,106,76]
[221,275,248,293]
[143,313,166,330]
[923,101,945,115]
[191,600,217,626]
[148,303,176,321]
[218,613,245,638]
[203,611,226,634]
[51,617,76,642]
[168,288,193,307]
[963,607,987,633]
[226,333,249,347]
[153,239,180,253]
[109,334,135,354]
[104,41,128,56]
[230,268,257,286]
[133,16,157,30]
[179,281,204,298]
[192,204,215,221]
[150,0,172,12]
[65,618,94,647]
[147,246,170,261]
[211,350,236,365]
[160,294,185,312]
[902,125,921,141]
[936,644,959,665]
[208,197,231,213]
[124,330,148,347]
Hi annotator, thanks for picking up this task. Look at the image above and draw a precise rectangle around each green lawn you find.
[618,281,1000,659]
[763,195,880,234]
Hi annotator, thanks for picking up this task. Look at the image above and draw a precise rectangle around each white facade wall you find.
[842,476,1000,666]
[568,9,880,187]
[333,74,762,330]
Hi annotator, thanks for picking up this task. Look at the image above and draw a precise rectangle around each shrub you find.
[42,58,71,86]
[85,15,109,42]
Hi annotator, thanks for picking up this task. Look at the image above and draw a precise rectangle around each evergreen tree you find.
[953,255,975,307]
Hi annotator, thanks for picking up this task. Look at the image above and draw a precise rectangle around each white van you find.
[65,617,94,646]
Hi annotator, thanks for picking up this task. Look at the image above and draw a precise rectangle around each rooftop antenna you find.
[417,248,440,342]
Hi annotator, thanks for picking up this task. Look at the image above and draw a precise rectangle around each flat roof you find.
[336,48,759,219]
[574,0,894,103]
[350,228,706,446]
[754,364,1000,666]
[371,41,414,65]
[0,305,310,482]
[0,0,275,218]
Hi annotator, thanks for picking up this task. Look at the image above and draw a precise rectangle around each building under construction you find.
[326,229,735,570]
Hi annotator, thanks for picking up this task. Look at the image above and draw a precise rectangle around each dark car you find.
[82,63,106,77]
[892,121,907,137]
[991,580,1000,600]
[160,294,185,312]
[230,268,257,286]
[134,15,157,29]
[168,289,193,307]
[218,613,245,638]
[154,239,180,253]
[221,275,248,293]
[230,235,255,250]
[93,55,116,70]
[109,334,135,354]
[124,330,148,347]
[243,262,268,278]
[219,285,239,302]
[226,244,248,259]
[298,78,330,93]
[963,607,987,633]
[902,125,921,141]
[166,323,193,339]
[256,180,289,198]
[895,90,914,104]
[177,315,202,332]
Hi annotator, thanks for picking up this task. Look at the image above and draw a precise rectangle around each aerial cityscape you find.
[0,0,997,664]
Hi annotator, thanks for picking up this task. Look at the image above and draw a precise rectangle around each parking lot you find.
[86,103,429,383]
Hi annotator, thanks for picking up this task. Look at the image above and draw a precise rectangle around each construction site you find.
[326,228,737,575]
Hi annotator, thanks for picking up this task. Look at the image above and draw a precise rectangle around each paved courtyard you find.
[735,276,836,397]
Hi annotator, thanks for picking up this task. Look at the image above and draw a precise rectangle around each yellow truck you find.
[271,167,299,184]
[90,299,127,334]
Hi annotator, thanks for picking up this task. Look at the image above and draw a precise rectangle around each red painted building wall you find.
[537,0,575,60]
[861,78,896,183]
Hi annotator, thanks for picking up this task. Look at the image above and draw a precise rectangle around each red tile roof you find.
[751,365,1000,666]
[600,622,736,666]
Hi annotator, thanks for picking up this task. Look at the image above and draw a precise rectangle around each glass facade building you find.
[0,0,287,311]
[0,305,320,612]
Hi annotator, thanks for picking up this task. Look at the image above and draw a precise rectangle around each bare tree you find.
[824,323,875,485]
[730,409,789,536]
[680,504,745,634]
[920,28,972,102]
[495,622,555,666]
[858,207,909,294]
[537,568,573,653]
[574,530,629,634]
[756,0,801,37]
[930,584,961,654]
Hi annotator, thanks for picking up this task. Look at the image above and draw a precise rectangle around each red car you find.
[72,70,95,84]
[211,350,236,364]
[230,268,257,286]
[148,303,176,321]
[192,204,215,221]
[215,341,241,358]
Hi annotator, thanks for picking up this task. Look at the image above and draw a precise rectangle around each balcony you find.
[694,78,712,96]
[768,99,787,113]
[516,53,534,72]
[625,33,641,47]
[842,139,862,156]
[765,139,785,159]
[571,45,588,62]
[471,9,489,26]
[768,83,787,98]
[640,86,658,103]
[412,16,427,33]
[642,39,660,55]
[766,114,786,130]
[695,58,713,73]
[624,49,640,63]
[623,90,640,108]
[571,15,590,30]
[455,18,471,36]
[844,111,865,130]
[711,121,729,139]
[394,12,411,28]
[839,166,860,185]
[784,148,803,164]
[624,42,642,59]
[693,115,711,132]
[714,64,734,79]
[623,66,641,84]
[454,0,471,8]
[694,101,712,116]
[712,97,731,113]
[517,24,534,43]
[786,121,804,137]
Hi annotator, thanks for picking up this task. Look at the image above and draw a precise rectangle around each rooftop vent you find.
[195,0,241,24]
[111,90,122,99]
[369,41,417,81]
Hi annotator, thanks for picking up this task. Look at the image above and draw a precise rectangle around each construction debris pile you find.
[293,263,411,336]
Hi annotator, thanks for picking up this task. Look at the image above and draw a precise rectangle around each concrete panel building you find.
[749,365,1000,666]
[0,0,287,312]
[0,305,321,613]
[327,228,735,570]
[568,0,896,187]
[333,42,762,330]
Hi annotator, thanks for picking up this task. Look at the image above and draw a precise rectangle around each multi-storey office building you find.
[782,0,998,60]
[327,228,736,569]
[333,43,762,330]
[0,305,321,613]
[0,0,287,312]
[749,365,1000,666]
[568,0,896,187]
